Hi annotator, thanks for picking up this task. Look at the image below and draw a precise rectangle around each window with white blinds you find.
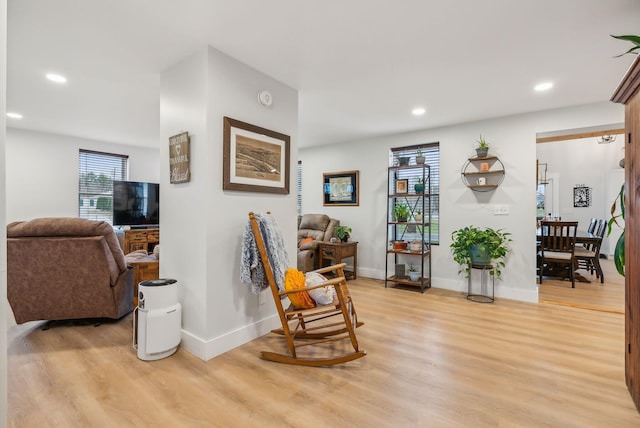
[390,143,440,244]
[78,149,128,224]
[296,160,302,215]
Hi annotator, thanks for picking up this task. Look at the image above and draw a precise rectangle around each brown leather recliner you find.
[297,214,339,272]
[7,217,134,324]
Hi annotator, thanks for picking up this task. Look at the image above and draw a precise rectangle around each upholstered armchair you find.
[7,217,134,324]
[297,214,340,272]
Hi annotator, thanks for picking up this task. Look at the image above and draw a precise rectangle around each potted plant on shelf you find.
[475,134,490,158]
[415,149,425,165]
[450,226,511,278]
[398,156,410,166]
[414,209,422,223]
[335,225,352,242]
[393,202,410,222]
[414,178,424,193]
[408,264,420,281]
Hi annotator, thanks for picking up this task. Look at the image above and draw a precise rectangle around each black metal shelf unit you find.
[385,163,432,292]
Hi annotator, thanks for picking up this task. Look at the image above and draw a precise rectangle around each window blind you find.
[78,149,128,224]
[297,160,302,215]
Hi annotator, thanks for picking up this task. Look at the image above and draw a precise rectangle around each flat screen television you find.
[113,180,160,227]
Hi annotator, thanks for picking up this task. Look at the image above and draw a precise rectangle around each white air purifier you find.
[133,278,182,361]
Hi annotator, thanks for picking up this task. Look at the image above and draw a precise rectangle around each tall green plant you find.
[607,184,625,276]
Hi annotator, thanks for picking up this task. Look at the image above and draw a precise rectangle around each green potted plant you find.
[475,134,489,158]
[398,156,410,166]
[408,263,420,281]
[611,34,640,57]
[335,225,352,242]
[607,184,625,275]
[393,202,410,222]
[415,149,425,165]
[450,226,511,277]
[414,209,422,223]
[414,178,424,193]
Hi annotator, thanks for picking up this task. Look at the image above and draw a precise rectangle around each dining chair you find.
[587,218,598,234]
[538,221,578,288]
[575,220,606,283]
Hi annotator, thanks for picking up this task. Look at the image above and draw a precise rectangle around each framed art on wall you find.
[573,185,591,208]
[323,170,359,206]
[223,116,290,194]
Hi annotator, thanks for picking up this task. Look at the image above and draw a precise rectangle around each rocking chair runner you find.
[247,212,366,366]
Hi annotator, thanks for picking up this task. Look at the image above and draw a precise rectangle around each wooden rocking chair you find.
[248,212,366,366]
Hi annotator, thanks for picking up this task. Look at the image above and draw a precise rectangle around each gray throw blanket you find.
[240,213,290,294]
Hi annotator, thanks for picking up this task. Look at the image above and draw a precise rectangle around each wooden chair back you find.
[539,221,578,288]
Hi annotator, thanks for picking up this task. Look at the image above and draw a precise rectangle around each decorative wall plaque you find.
[169,132,191,184]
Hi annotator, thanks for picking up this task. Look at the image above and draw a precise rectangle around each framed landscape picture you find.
[223,117,290,194]
[323,170,359,206]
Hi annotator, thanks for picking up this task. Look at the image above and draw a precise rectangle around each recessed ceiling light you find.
[46,73,67,84]
[412,107,426,116]
[6,112,23,119]
[534,82,553,92]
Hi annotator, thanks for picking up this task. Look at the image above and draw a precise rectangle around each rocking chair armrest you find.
[310,263,347,276]
[277,276,347,297]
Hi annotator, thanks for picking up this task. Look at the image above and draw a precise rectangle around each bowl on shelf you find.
[392,241,408,250]
[409,241,423,253]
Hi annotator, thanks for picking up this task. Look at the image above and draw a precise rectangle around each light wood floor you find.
[539,257,625,314]
[8,262,639,427]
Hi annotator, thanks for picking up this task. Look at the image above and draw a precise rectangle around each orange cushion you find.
[284,268,316,309]
[299,237,314,248]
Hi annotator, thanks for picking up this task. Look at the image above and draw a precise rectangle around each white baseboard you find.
[180,314,280,361]
[357,268,538,303]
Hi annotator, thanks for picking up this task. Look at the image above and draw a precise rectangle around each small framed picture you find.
[573,185,591,208]
[396,179,408,194]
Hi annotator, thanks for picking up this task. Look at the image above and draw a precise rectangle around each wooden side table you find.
[127,255,160,306]
[319,241,358,280]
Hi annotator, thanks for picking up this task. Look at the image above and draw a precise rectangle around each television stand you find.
[123,228,159,254]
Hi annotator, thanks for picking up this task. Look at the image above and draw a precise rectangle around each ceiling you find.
[6,0,640,149]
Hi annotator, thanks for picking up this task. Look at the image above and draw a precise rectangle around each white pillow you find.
[304,272,336,306]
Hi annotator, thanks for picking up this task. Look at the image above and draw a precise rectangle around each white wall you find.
[537,135,625,256]
[1,0,8,422]
[160,46,298,360]
[5,128,160,223]
[299,101,624,303]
